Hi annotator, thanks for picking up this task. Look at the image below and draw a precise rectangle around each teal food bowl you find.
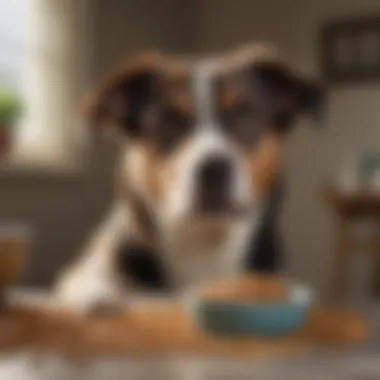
[186,283,314,337]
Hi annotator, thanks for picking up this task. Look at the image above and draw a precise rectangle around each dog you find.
[54,44,324,314]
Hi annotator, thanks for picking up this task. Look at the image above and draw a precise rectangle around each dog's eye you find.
[221,103,262,147]
[154,107,193,153]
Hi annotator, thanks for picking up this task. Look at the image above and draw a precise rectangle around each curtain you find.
[15,0,95,168]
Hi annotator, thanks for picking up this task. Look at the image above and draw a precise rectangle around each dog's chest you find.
[165,243,231,287]
[161,218,256,288]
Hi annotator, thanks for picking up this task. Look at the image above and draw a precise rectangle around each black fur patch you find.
[115,241,170,290]
[244,178,284,273]
[116,72,161,138]
[250,63,324,131]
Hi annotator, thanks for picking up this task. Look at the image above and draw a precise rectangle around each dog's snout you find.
[198,155,232,187]
[196,154,234,213]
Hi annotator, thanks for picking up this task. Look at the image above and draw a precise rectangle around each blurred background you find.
[0,0,380,306]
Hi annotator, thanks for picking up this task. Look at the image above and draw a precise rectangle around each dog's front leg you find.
[53,205,131,315]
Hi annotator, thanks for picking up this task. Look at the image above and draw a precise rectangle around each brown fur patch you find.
[167,85,194,115]
[129,143,173,205]
[247,133,283,199]
[219,83,242,110]
[142,147,166,202]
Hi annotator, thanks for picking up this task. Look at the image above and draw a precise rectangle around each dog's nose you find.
[198,155,232,187]
[196,154,233,212]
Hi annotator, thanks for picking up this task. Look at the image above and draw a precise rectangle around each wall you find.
[193,0,380,299]
[0,0,194,286]
[3,0,380,297]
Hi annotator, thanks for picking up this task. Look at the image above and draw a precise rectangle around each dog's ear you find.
[249,61,325,131]
[80,52,163,138]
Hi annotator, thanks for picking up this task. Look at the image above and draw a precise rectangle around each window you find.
[0,0,26,91]
[0,0,94,171]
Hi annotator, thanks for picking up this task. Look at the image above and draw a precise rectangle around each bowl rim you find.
[183,280,314,311]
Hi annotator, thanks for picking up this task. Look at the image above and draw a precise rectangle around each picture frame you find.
[320,17,380,84]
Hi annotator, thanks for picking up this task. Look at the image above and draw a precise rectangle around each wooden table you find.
[0,290,368,362]
[324,186,380,299]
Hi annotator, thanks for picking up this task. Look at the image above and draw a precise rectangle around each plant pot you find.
[0,226,30,310]
[0,125,13,159]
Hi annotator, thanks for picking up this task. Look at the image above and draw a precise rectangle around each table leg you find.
[331,215,350,300]
[371,220,380,298]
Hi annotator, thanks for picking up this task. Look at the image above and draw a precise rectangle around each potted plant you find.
[0,89,22,158]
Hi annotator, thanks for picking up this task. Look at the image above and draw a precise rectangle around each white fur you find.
[54,205,129,313]
[161,213,260,289]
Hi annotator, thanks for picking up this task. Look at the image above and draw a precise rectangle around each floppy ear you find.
[249,61,326,131]
[80,53,163,138]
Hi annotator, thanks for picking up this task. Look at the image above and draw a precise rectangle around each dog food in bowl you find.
[200,275,289,303]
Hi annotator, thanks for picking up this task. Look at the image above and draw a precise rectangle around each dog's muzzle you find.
[195,154,234,214]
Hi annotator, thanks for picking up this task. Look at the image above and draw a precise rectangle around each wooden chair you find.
[325,186,380,300]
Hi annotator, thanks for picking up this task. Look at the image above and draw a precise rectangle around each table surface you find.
[0,289,368,358]
[0,290,378,380]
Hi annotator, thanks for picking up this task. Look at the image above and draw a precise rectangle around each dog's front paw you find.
[54,291,127,317]
[53,277,127,317]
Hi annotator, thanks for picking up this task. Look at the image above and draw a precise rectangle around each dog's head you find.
[82,45,325,228]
